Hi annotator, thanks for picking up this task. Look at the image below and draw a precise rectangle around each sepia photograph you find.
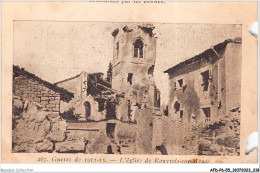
[12,21,242,156]
[1,2,258,168]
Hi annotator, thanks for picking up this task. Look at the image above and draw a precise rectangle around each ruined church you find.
[53,24,161,154]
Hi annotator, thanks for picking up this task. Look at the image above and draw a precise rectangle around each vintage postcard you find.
[1,1,258,164]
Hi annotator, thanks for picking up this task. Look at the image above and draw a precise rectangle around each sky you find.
[14,21,241,104]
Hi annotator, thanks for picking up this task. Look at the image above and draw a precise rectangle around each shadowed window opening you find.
[84,101,91,120]
[218,101,222,109]
[127,73,133,85]
[116,41,119,59]
[164,106,168,116]
[202,107,211,122]
[148,65,155,75]
[201,70,210,91]
[133,39,144,58]
[180,110,183,118]
[128,100,132,120]
[154,85,160,108]
[173,82,177,90]
[106,123,116,139]
[98,100,105,112]
[106,102,116,119]
[174,101,180,113]
[178,79,183,87]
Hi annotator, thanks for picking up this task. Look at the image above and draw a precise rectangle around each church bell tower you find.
[111,24,157,93]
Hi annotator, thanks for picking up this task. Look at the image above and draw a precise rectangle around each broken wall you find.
[176,109,240,156]
[13,74,61,113]
[135,108,154,154]
[152,115,177,155]
[115,82,157,122]
[112,25,156,93]
[167,50,226,124]
[57,120,138,154]
[12,97,67,153]
[163,41,241,156]
[152,108,240,156]
[12,96,139,154]
[56,72,105,121]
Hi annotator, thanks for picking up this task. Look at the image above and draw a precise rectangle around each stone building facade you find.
[111,24,160,119]
[165,37,241,124]
[54,72,113,121]
[110,24,161,154]
[158,37,242,155]
[13,65,74,113]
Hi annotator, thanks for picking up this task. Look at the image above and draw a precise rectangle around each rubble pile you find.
[177,108,240,156]
[12,96,67,153]
[12,96,140,154]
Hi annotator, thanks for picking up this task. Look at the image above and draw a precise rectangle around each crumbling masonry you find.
[161,37,241,155]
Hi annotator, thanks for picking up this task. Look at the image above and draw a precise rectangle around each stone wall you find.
[152,108,240,156]
[56,73,106,121]
[63,120,138,154]
[12,97,66,153]
[56,73,84,118]
[162,41,241,156]
[112,25,156,93]
[152,115,176,154]
[13,95,239,155]
[12,96,139,154]
[135,108,154,154]
[13,74,61,112]
[167,53,226,123]
[178,108,240,156]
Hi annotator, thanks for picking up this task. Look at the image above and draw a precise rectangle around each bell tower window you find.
[133,38,144,58]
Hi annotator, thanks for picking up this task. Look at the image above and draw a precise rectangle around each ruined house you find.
[54,72,114,121]
[160,37,242,155]
[13,65,74,114]
[164,37,241,123]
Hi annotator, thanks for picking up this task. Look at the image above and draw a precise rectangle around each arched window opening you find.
[133,39,144,58]
[84,101,91,120]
